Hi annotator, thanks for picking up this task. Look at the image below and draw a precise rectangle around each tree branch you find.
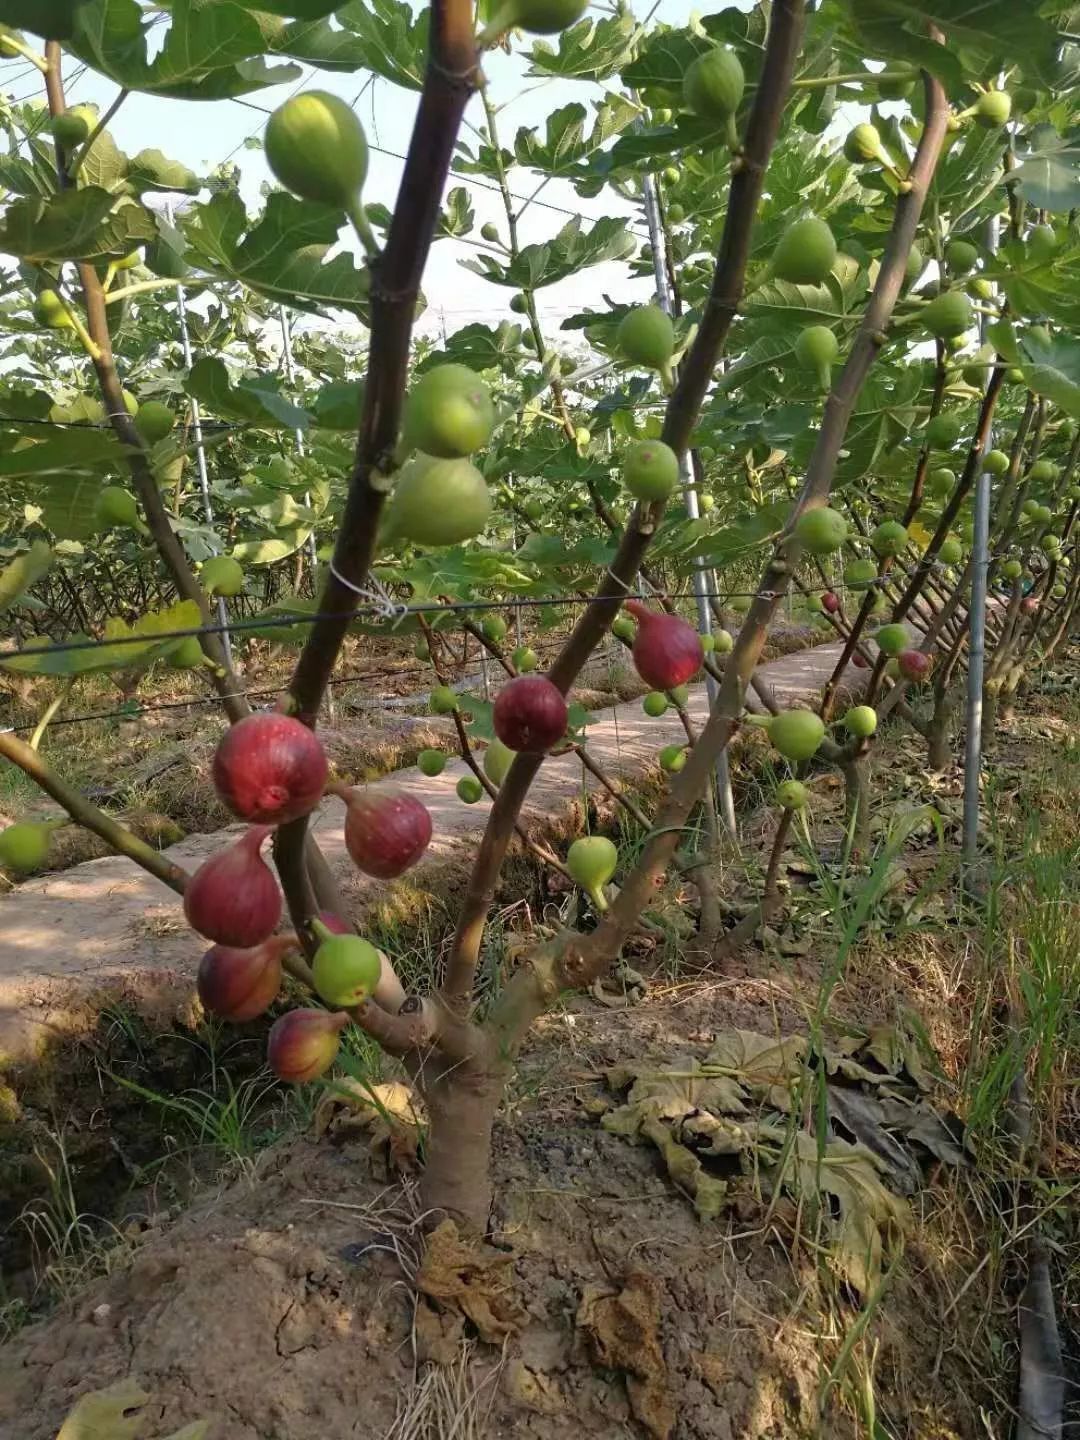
[441,0,810,1010]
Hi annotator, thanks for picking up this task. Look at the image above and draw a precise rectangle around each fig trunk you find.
[417,1056,505,1232]
[841,752,872,861]
[925,688,957,773]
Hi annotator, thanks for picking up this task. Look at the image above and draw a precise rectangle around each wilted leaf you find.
[55,1378,149,1440]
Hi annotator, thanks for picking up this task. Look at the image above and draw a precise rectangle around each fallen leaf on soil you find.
[56,1380,149,1440]
[502,1358,566,1415]
[314,1079,425,1174]
[577,1272,674,1440]
[641,1114,727,1219]
[417,1219,524,1346]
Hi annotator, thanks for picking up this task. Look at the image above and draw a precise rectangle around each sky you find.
[8,0,736,353]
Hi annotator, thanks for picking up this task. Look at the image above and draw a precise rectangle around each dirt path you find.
[0,640,851,1064]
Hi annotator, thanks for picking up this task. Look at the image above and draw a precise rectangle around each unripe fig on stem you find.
[843,123,896,174]
[844,558,878,589]
[776,779,808,811]
[769,216,837,287]
[430,685,459,715]
[265,91,376,253]
[382,454,492,547]
[478,0,588,45]
[328,784,433,879]
[457,775,484,804]
[920,290,972,340]
[875,622,909,657]
[184,825,282,948]
[493,675,568,753]
[268,1008,349,1084]
[871,519,909,557]
[926,412,963,449]
[794,325,839,391]
[616,305,675,390]
[794,506,848,555]
[767,709,825,763]
[567,835,618,912]
[481,614,508,644]
[417,748,446,777]
[512,644,538,673]
[197,934,297,1022]
[134,400,176,446]
[898,649,931,683]
[622,439,680,502]
[310,919,383,1007]
[843,705,877,739]
[200,555,244,597]
[658,744,687,774]
[682,46,744,150]
[213,712,328,826]
[483,738,516,786]
[623,600,703,691]
[403,364,495,459]
[713,627,734,654]
[95,486,141,531]
[642,691,669,718]
[611,614,636,643]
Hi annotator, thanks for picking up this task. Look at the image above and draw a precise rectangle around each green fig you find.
[771,216,837,287]
[623,439,680,502]
[776,779,808,810]
[566,835,618,911]
[265,91,368,215]
[404,364,495,459]
[417,748,446,777]
[383,454,491,547]
[794,325,839,391]
[795,506,848,555]
[767,709,825,762]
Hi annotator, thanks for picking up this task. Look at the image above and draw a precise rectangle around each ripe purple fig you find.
[329,784,433,879]
[197,934,297,1022]
[623,600,703,691]
[213,712,328,826]
[183,825,282,947]
[267,1008,348,1083]
[492,675,568,753]
[898,649,931,682]
[821,591,840,614]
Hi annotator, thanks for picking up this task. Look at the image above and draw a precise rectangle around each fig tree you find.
[770,216,837,286]
[768,709,825,762]
[623,438,679,501]
[417,748,446,777]
[265,91,368,214]
[794,505,848,555]
[404,364,495,459]
[794,325,839,390]
[921,290,972,339]
[0,821,51,872]
[843,705,877,739]
[567,835,618,911]
[383,454,491,546]
[200,555,244,597]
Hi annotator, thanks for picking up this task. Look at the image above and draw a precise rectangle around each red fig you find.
[851,652,869,669]
[183,825,282,947]
[898,649,931,682]
[330,784,433,879]
[1021,596,1040,615]
[213,712,328,825]
[622,600,703,691]
[267,1008,348,1083]
[197,934,296,1022]
[317,910,351,934]
[821,591,840,614]
[492,675,568,753]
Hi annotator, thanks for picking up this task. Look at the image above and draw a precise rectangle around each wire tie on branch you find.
[328,562,410,624]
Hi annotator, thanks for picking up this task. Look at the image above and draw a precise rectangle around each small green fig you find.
[770,216,837,286]
[623,439,680,502]
[871,519,909,557]
[658,743,687,773]
[844,122,890,166]
[642,691,669,718]
[982,448,1010,476]
[0,821,52,872]
[926,412,963,449]
[938,535,964,566]
[566,835,618,911]
[875,622,909,656]
[417,748,446,777]
[611,614,636,642]
[482,614,508,644]
[404,364,495,459]
[683,46,744,148]
[795,506,848,555]
[973,89,1011,128]
[95,486,140,530]
[843,705,877,739]
[921,290,972,340]
[927,467,956,499]
[713,628,734,654]
[311,924,382,1007]
[200,555,244,597]
[383,454,491,547]
[944,239,978,275]
[483,738,515,785]
[512,645,538,673]
[1001,558,1023,581]
[265,91,368,212]
[767,709,825,762]
[775,779,808,810]
[844,558,878,589]
[617,305,675,386]
[794,325,839,390]
[457,775,484,803]
[430,685,459,715]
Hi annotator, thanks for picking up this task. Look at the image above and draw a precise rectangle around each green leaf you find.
[1018,331,1080,418]
[69,0,303,100]
[126,148,202,196]
[334,0,428,90]
[225,0,342,15]
[0,187,154,262]
[514,96,638,179]
[2,601,202,677]
[185,356,309,430]
[416,322,528,377]
[1011,124,1080,212]
[38,472,107,541]
[181,191,371,319]
[437,186,475,240]
[527,13,637,81]
[460,215,635,291]
[0,542,54,612]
